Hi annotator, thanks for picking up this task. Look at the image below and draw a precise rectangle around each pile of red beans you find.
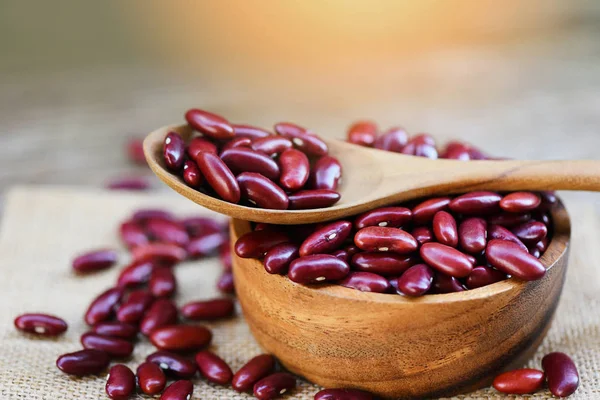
[163,109,343,210]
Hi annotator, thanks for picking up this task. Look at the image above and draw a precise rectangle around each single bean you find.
[147,351,198,379]
[288,189,341,209]
[500,192,541,213]
[182,216,225,238]
[14,313,68,336]
[511,221,548,245]
[536,237,549,252]
[264,243,299,274]
[106,364,135,400]
[81,332,134,357]
[160,380,194,400]
[310,156,342,191]
[238,172,289,210]
[487,212,531,227]
[232,354,275,392]
[373,126,408,152]
[395,264,434,297]
[354,226,418,254]
[85,287,124,326]
[233,124,272,139]
[466,266,507,289]
[221,136,253,152]
[487,224,528,252]
[217,272,235,294]
[279,148,310,191]
[146,218,190,247]
[354,207,412,229]
[273,121,308,137]
[163,131,186,171]
[117,290,154,323]
[132,209,175,222]
[433,211,458,247]
[420,243,474,278]
[338,271,390,293]
[117,259,155,288]
[187,231,228,258]
[140,298,178,336]
[137,361,167,395]
[72,249,117,273]
[92,322,138,340]
[534,210,551,226]
[131,243,187,265]
[195,151,241,203]
[486,239,546,281]
[458,217,487,254]
[235,230,289,258]
[106,176,150,191]
[119,220,149,249]
[432,272,466,293]
[254,372,296,400]
[221,147,281,180]
[150,324,212,352]
[126,137,146,165]
[185,108,234,139]
[412,197,451,225]
[411,226,433,245]
[275,123,328,156]
[449,191,502,215]
[56,349,110,376]
[542,352,579,397]
[441,141,471,160]
[314,388,379,400]
[150,267,177,298]
[288,255,350,284]
[195,350,233,384]
[299,220,353,256]
[351,252,417,276]
[181,298,235,320]
[347,121,378,146]
[331,249,350,262]
[401,133,438,158]
[530,248,541,258]
[187,136,218,158]
[251,136,293,157]
[182,159,203,188]
[492,368,545,394]
[539,190,558,206]
[344,244,360,257]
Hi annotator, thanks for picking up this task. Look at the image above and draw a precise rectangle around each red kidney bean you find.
[186,231,228,258]
[412,197,451,225]
[499,192,541,213]
[441,141,471,160]
[221,147,281,180]
[117,259,155,288]
[150,267,177,298]
[106,176,150,191]
[147,218,190,247]
[310,156,343,191]
[238,172,289,210]
[221,136,253,152]
[106,364,135,400]
[220,241,232,271]
[299,221,352,256]
[314,388,378,400]
[253,372,296,400]
[351,253,416,276]
[147,351,198,379]
[339,271,390,293]
[187,136,218,158]
[140,298,178,336]
[233,124,272,139]
[492,368,545,394]
[536,237,549,253]
[85,287,124,326]
[488,224,528,252]
[92,322,138,340]
[119,220,149,249]
[81,332,134,357]
[511,221,548,244]
[264,243,299,274]
[56,349,110,376]
[163,131,186,171]
[274,121,308,136]
[217,272,235,294]
[251,136,293,157]
[354,226,418,254]
[185,108,234,139]
[195,350,233,384]
[458,217,487,254]
[395,264,434,297]
[234,230,289,258]
[182,216,225,237]
[411,226,434,245]
[126,137,146,165]
[355,207,412,229]
[332,249,350,262]
[161,379,194,400]
[137,361,167,395]
[449,191,502,215]
[288,255,350,284]
[374,126,408,152]
[401,133,438,158]
[181,298,235,321]
[534,210,551,226]
[433,272,466,293]
[72,249,117,273]
[232,354,276,392]
[432,211,458,247]
[132,243,187,265]
[530,248,541,258]
[117,290,154,323]
[420,243,474,278]
[14,313,68,336]
[487,212,531,227]
[195,151,241,203]
[466,266,507,289]
[279,148,310,191]
[288,189,341,209]
[132,209,176,222]
[275,123,328,156]
[486,239,546,281]
[347,121,378,146]
[539,190,558,206]
[182,159,203,188]
[150,324,212,352]
[542,352,579,397]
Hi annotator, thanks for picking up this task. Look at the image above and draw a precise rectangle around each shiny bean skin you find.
[14,313,68,336]
[288,189,341,209]
[140,298,178,336]
[92,322,138,340]
[299,220,353,256]
[310,156,342,191]
[351,253,417,276]
[85,287,124,326]
[275,123,328,156]
[395,264,434,297]
[401,133,438,158]
[536,237,549,252]
[373,126,408,152]
[441,141,471,160]
[131,243,187,266]
[221,136,253,152]
[186,231,228,258]
[221,147,281,180]
[433,211,458,247]
[117,290,154,323]
[146,218,190,247]
[347,121,378,146]
[181,298,235,321]
[539,190,558,206]
[487,224,529,252]
[182,160,203,188]
[354,207,412,229]
[279,148,310,191]
[264,243,299,274]
[432,273,466,293]
[117,259,155,288]
[238,172,289,210]
[160,380,194,400]
[486,239,546,281]
[331,249,350,262]
[217,272,235,294]
[288,255,350,284]
[106,364,135,400]
[150,324,212,352]
[458,217,487,254]
[338,271,390,293]
[81,332,134,357]
[314,388,379,400]
[72,249,118,273]
[251,136,293,157]
[146,351,198,379]
[499,192,541,213]
[530,248,541,258]
[412,197,451,225]
[195,151,241,203]
[511,221,548,244]
[449,191,502,215]
[254,372,296,400]
[487,212,531,227]
[273,121,308,137]
[185,108,234,139]
[195,350,233,384]
[119,220,149,249]
[542,352,579,397]
[492,368,545,395]
[420,243,474,278]
[232,354,276,392]
[187,136,218,158]
[411,226,433,245]
[466,266,507,289]
[137,361,167,395]
[354,226,418,254]
[56,349,110,376]
[163,131,186,171]
[233,124,272,139]
[235,230,289,258]
[150,267,177,298]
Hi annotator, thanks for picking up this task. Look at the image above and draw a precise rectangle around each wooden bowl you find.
[231,201,571,399]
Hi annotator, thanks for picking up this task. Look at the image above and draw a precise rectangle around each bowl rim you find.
[231,198,570,304]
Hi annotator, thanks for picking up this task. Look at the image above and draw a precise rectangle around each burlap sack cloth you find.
[0,187,598,399]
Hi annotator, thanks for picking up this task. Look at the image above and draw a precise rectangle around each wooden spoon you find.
[145,124,600,224]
